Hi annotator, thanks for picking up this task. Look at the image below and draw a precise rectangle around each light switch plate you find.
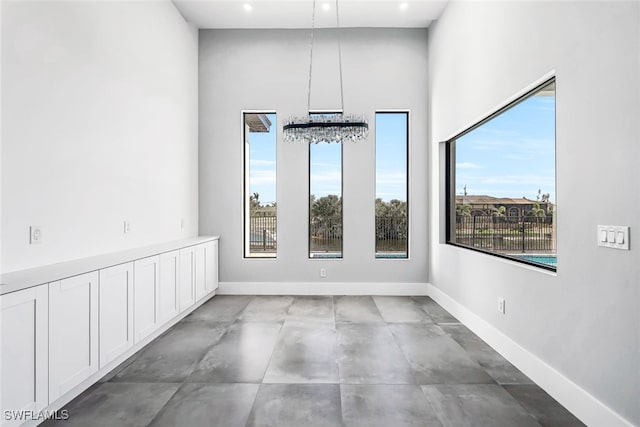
[597,225,630,250]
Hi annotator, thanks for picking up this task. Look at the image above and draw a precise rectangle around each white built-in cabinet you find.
[49,272,99,402]
[134,256,159,343]
[1,285,48,427]
[195,241,219,301]
[0,237,217,427]
[99,263,134,368]
[179,246,196,311]
[159,250,180,323]
[208,240,219,294]
[195,244,207,301]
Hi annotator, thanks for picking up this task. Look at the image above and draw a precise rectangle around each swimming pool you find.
[517,255,557,267]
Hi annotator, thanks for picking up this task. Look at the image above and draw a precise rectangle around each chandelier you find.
[283,0,368,144]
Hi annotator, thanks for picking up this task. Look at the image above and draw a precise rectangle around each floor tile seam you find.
[369,295,389,324]
[412,298,439,323]
[261,380,342,385]
[135,381,184,427]
[334,320,387,326]
[418,379,551,424]
[258,320,287,385]
[180,331,232,384]
[331,296,337,325]
[280,318,338,328]
[382,321,500,387]
[182,380,264,385]
[416,383,546,427]
[382,320,424,384]
[501,385,579,426]
[245,383,346,427]
[242,382,262,427]
[340,379,421,387]
[156,319,238,386]
[383,320,437,324]
[494,386,547,427]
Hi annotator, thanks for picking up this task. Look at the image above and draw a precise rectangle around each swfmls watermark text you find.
[4,409,69,422]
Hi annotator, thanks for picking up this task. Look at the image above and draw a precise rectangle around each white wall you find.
[1,1,199,273]
[199,29,428,289]
[427,1,639,425]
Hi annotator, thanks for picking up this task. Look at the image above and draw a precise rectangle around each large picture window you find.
[446,78,556,270]
[375,112,409,258]
[309,112,343,259]
[243,112,277,258]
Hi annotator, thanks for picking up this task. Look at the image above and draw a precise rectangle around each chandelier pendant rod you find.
[307,0,316,114]
[335,0,345,113]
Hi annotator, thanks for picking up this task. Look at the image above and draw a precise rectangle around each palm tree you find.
[456,204,472,217]
[492,205,506,218]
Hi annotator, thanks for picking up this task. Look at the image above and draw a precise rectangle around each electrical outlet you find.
[320,268,327,278]
[30,226,43,244]
[124,221,131,234]
[498,298,506,314]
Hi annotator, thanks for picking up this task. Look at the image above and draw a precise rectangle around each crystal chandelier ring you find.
[283,0,369,144]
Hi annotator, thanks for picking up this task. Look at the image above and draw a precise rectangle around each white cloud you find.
[456,162,482,170]
[376,171,407,185]
[250,169,276,185]
[250,159,276,167]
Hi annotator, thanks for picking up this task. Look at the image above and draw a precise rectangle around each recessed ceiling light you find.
[399,2,409,11]
[243,3,253,12]
[321,3,331,11]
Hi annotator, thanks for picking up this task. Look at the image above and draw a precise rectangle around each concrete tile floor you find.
[43,296,584,427]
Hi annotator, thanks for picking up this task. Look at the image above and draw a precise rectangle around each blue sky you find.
[247,113,409,205]
[247,99,554,206]
[375,113,408,201]
[456,93,556,202]
[247,113,277,205]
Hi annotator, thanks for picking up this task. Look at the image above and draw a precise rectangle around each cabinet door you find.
[206,240,219,294]
[99,263,134,368]
[159,250,179,323]
[134,256,159,344]
[1,285,48,426]
[49,272,99,402]
[194,244,207,301]
[179,247,195,311]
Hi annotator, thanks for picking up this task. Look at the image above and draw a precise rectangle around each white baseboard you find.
[218,281,429,296]
[427,284,634,427]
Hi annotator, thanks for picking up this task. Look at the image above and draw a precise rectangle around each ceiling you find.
[172,0,449,29]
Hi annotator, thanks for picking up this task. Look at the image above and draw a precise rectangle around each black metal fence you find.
[249,215,410,255]
[454,215,554,253]
[375,216,408,254]
[249,215,277,253]
[310,219,343,253]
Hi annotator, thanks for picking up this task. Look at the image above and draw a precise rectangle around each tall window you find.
[309,113,343,259]
[243,112,277,258]
[446,78,556,270]
[375,112,409,258]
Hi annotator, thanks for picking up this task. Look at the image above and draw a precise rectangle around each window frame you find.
[308,110,344,260]
[242,110,278,259]
[444,77,557,272]
[375,110,410,260]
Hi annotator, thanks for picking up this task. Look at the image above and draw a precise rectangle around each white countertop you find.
[0,236,219,295]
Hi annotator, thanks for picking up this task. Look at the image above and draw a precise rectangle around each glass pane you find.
[450,80,556,269]
[375,112,408,258]
[244,112,277,258]
[309,113,343,259]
